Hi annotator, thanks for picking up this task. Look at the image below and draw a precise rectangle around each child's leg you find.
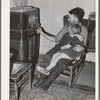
[46,53,72,70]
[50,52,61,64]
[37,52,61,75]
[37,53,71,75]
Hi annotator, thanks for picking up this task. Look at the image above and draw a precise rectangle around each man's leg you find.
[35,47,59,86]
[40,59,73,90]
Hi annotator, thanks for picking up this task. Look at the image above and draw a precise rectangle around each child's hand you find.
[61,46,65,49]
[61,44,71,49]
[73,45,84,52]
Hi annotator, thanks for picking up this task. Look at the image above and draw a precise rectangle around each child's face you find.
[69,26,80,35]
[69,27,75,35]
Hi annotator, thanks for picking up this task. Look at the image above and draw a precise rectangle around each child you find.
[37,24,84,75]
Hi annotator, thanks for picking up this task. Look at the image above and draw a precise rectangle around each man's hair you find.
[69,7,85,21]
[71,24,82,34]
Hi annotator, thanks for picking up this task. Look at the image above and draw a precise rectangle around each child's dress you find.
[57,33,84,59]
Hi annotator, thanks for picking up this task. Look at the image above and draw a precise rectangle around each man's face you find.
[68,14,79,24]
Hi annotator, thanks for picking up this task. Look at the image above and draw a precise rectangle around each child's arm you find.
[70,35,83,47]
[71,35,84,52]
[61,44,72,49]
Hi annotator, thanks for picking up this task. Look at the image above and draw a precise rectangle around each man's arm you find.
[55,25,69,42]
[37,27,56,42]
[37,25,68,43]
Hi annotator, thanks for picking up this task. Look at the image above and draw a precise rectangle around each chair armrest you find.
[67,51,86,70]
[72,55,81,64]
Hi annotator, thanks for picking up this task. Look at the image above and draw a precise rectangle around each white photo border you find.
[1,0,99,100]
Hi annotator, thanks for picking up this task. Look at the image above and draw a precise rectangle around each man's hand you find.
[73,45,85,52]
[36,27,43,34]
[37,27,56,42]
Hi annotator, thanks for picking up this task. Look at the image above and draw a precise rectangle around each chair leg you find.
[14,80,19,100]
[71,63,85,86]
[29,67,32,91]
[68,68,73,89]
[71,68,78,86]
[69,68,78,88]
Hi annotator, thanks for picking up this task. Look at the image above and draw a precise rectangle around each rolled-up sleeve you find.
[55,25,68,43]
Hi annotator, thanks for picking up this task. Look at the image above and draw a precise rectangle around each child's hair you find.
[70,24,82,34]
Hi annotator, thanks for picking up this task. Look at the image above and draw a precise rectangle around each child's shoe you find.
[37,66,49,75]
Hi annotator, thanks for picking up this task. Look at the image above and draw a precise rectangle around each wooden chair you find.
[61,13,95,89]
[10,61,32,100]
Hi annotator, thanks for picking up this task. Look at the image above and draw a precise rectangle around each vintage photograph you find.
[9,0,96,100]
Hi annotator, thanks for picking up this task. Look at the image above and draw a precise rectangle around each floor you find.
[10,55,95,100]
[76,61,95,88]
[10,81,95,100]
[57,61,95,88]
[38,54,95,89]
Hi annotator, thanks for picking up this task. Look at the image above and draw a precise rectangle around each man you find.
[35,7,88,90]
